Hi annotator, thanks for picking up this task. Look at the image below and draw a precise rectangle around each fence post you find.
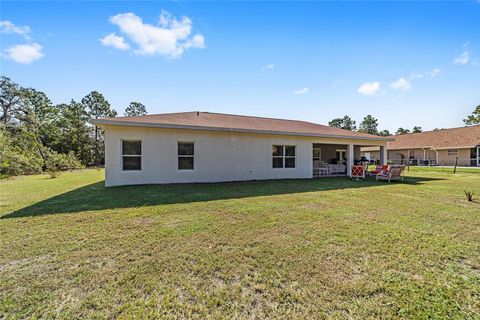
[453,157,458,174]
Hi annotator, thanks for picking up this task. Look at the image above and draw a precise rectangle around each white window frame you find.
[272,145,296,169]
[447,149,458,156]
[121,140,142,171]
[178,142,195,170]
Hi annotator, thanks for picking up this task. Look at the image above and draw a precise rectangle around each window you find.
[447,149,458,156]
[272,145,296,168]
[122,140,141,171]
[178,142,194,170]
[285,146,296,168]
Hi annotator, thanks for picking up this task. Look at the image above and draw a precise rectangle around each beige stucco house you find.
[92,112,391,186]
[362,125,480,166]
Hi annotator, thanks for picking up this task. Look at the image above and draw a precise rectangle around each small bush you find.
[45,151,83,179]
[0,127,43,177]
[464,191,474,202]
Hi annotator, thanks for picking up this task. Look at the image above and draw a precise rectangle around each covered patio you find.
[313,143,387,178]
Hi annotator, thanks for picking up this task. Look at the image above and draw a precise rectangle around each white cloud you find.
[0,20,31,39]
[409,68,441,80]
[5,43,44,64]
[261,64,274,71]
[100,33,130,50]
[454,50,471,65]
[407,68,442,80]
[293,86,309,95]
[357,82,380,95]
[409,72,423,79]
[103,11,205,58]
[183,34,205,50]
[390,78,411,92]
[454,44,471,65]
[1,20,44,64]
[426,68,441,78]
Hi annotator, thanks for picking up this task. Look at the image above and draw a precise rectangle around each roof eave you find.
[388,145,477,150]
[91,119,393,142]
[432,146,477,150]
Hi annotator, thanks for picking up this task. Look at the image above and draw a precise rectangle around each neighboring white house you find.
[92,112,391,186]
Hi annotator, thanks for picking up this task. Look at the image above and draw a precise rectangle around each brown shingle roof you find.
[387,125,480,150]
[93,111,391,141]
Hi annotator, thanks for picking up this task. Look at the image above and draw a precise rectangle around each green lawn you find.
[1,169,479,319]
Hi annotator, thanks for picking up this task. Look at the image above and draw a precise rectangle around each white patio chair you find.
[376,165,406,182]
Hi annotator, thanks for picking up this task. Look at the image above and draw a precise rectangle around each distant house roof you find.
[92,111,391,141]
[372,125,480,151]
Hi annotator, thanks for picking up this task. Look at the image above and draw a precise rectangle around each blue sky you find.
[1,1,479,132]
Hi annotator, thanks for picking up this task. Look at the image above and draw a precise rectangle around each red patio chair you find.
[369,165,384,175]
[351,165,365,180]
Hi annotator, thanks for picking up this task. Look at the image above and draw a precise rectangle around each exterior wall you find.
[354,145,362,160]
[389,149,409,161]
[436,148,471,166]
[407,148,436,160]
[385,148,435,162]
[387,148,473,165]
[362,146,479,166]
[104,125,387,186]
[369,151,380,161]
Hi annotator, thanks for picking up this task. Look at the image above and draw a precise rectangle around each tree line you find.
[2,74,479,177]
[328,106,480,136]
[328,115,421,136]
[0,76,147,177]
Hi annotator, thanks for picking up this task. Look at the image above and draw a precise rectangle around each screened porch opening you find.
[312,143,348,177]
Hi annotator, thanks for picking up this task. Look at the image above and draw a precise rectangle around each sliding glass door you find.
[336,149,346,165]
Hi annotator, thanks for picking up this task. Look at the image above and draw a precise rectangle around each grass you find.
[406,165,480,174]
[1,169,479,319]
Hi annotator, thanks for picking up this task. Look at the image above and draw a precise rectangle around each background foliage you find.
[0,76,147,177]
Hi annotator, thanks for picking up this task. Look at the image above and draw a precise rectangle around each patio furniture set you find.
[351,164,406,182]
[313,161,347,177]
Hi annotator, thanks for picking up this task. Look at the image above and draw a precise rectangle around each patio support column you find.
[380,145,387,165]
[347,144,354,177]
[477,146,480,166]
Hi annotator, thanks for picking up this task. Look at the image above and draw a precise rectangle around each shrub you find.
[464,191,474,202]
[0,128,43,177]
[44,150,83,178]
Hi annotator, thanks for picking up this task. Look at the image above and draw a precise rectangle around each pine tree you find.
[328,115,356,131]
[464,105,480,126]
[81,91,117,167]
[358,115,379,135]
[124,102,147,117]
